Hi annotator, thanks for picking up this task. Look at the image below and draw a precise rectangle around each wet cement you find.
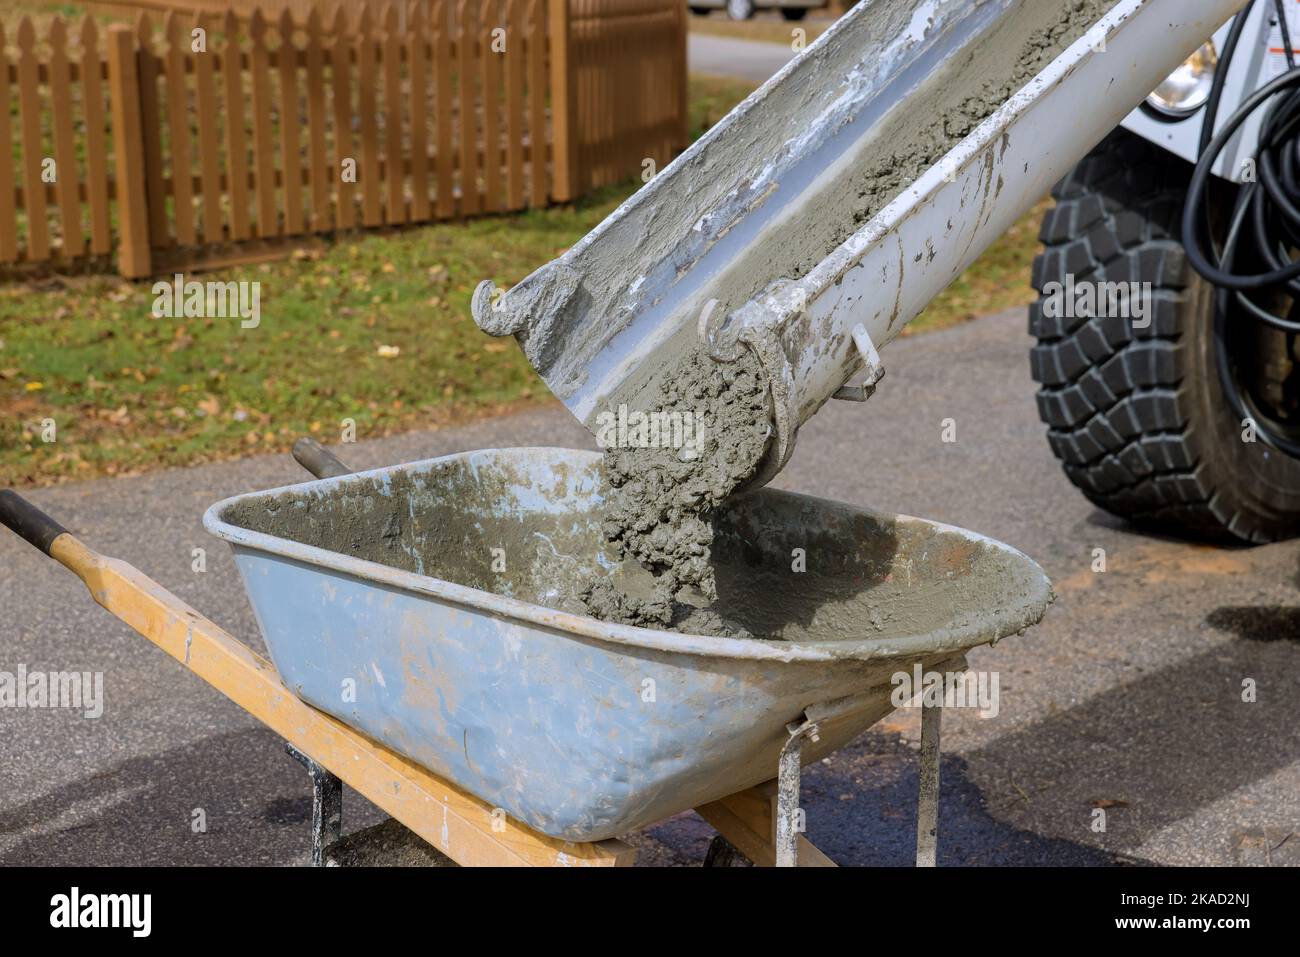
[579,347,771,631]
[213,447,1039,647]
[573,0,1113,631]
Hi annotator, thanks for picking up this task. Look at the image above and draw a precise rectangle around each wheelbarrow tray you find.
[203,447,1050,841]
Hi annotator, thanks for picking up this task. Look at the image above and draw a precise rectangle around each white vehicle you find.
[688,0,825,23]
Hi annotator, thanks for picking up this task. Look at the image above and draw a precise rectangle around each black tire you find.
[1029,127,1300,543]
[781,7,808,20]
[689,6,711,15]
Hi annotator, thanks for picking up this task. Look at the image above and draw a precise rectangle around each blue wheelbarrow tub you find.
[203,447,1051,841]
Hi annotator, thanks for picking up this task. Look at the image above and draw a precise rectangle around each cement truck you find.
[476,0,1295,541]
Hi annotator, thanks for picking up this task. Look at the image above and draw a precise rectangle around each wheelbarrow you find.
[0,441,1052,866]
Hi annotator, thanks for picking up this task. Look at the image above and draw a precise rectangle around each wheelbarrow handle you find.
[0,489,69,557]
[291,437,353,479]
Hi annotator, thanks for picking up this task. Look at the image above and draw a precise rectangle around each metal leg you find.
[916,701,942,867]
[286,743,342,867]
[776,716,819,868]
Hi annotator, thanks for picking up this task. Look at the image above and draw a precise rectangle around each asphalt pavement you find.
[688,33,796,83]
[3,308,1299,866]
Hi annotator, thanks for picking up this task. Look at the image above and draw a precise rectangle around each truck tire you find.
[781,7,808,20]
[1029,127,1300,543]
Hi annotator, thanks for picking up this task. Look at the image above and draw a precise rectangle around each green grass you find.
[1,72,1047,487]
[0,190,633,485]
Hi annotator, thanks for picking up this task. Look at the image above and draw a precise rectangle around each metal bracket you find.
[286,742,342,867]
[833,323,885,401]
[775,714,821,867]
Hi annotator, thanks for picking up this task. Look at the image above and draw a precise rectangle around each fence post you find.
[676,0,688,150]
[106,24,151,278]
[547,0,577,202]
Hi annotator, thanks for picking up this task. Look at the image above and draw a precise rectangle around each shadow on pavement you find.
[0,726,385,866]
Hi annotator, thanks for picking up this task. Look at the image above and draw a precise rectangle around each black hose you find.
[1181,0,1300,455]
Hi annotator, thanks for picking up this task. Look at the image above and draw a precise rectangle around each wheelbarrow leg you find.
[287,743,342,867]
[775,716,819,867]
[916,700,941,867]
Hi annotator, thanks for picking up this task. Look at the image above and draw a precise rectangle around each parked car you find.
[689,0,824,22]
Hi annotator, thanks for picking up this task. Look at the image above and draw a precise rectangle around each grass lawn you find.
[1,72,1046,488]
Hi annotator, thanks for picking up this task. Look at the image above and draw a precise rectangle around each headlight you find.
[1146,41,1218,117]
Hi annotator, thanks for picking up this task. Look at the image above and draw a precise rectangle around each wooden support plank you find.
[304,9,330,231]
[49,17,85,259]
[249,11,278,237]
[81,18,112,256]
[481,0,502,213]
[697,782,838,868]
[329,6,355,230]
[221,11,251,241]
[192,13,223,243]
[457,0,480,216]
[357,9,382,226]
[46,533,635,869]
[0,23,16,263]
[433,0,454,219]
[527,0,546,207]
[381,4,405,224]
[164,12,195,245]
[16,18,49,261]
[505,0,525,210]
[407,3,431,221]
[106,24,151,277]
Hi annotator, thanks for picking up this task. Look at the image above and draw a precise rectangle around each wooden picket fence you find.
[0,1,687,278]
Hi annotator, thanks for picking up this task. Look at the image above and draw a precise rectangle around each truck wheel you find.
[781,8,808,20]
[1029,127,1300,543]
[726,0,756,21]
[689,6,710,15]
